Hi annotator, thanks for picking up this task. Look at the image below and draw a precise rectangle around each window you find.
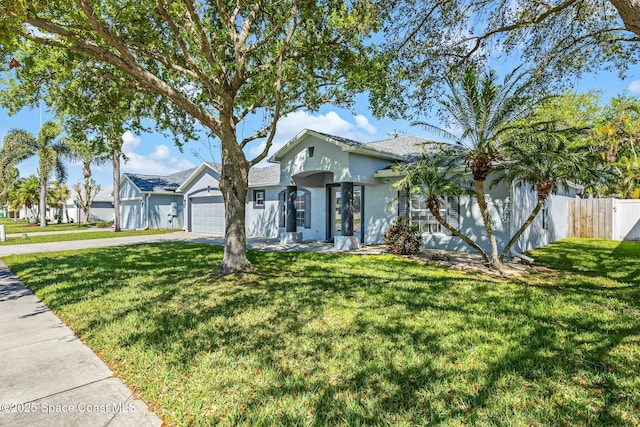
[253,189,265,208]
[542,206,549,230]
[278,188,311,228]
[403,192,459,235]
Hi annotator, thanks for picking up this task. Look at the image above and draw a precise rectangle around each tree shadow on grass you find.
[4,242,640,425]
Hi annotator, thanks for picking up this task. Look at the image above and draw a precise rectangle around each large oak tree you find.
[1,0,381,273]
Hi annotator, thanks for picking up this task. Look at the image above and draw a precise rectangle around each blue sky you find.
[1,68,638,191]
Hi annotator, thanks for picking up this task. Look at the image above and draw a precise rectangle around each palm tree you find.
[494,126,601,260]
[414,67,534,268]
[68,138,109,223]
[1,122,71,227]
[10,175,40,219]
[393,151,488,261]
[48,180,71,222]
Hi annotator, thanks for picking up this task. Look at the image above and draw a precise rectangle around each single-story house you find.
[119,168,195,230]
[64,187,115,223]
[169,129,576,253]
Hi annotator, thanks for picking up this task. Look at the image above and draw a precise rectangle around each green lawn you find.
[1,228,182,245]
[3,239,640,426]
[0,217,97,234]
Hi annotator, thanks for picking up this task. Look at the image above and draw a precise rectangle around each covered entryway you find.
[121,200,141,230]
[189,196,225,235]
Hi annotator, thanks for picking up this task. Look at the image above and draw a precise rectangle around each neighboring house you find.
[176,162,283,237]
[119,169,195,230]
[88,187,116,222]
[132,129,578,254]
[44,187,114,223]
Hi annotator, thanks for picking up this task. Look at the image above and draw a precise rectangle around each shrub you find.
[382,216,423,255]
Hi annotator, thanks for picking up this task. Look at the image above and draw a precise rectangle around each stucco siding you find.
[348,154,394,185]
[421,181,511,253]
[511,185,571,252]
[363,184,397,244]
[279,135,351,184]
[147,194,184,229]
[87,202,114,222]
[246,186,281,238]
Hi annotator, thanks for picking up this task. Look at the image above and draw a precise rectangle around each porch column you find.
[340,182,354,236]
[285,185,297,232]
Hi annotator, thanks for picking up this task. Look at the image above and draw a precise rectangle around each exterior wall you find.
[362,183,398,244]
[147,194,184,229]
[421,181,511,253]
[180,168,222,232]
[279,135,351,185]
[119,178,143,229]
[348,154,396,185]
[87,202,114,222]
[512,184,572,252]
[613,199,640,241]
[298,187,326,241]
[246,186,281,238]
[120,178,142,201]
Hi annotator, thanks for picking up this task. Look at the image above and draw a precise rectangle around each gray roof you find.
[199,162,278,187]
[365,136,445,159]
[249,165,280,187]
[311,130,447,160]
[312,131,363,147]
[125,168,197,193]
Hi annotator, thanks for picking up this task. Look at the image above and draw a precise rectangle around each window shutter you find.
[446,196,460,235]
[278,190,285,227]
[398,190,409,218]
[304,191,311,228]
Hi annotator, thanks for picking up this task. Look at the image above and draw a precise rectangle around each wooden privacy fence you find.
[567,198,613,239]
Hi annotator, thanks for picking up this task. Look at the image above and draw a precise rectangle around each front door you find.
[329,185,363,241]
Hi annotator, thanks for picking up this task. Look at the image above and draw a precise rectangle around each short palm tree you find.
[494,126,601,260]
[10,175,40,219]
[393,151,487,261]
[2,122,71,226]
[414,67,534,268]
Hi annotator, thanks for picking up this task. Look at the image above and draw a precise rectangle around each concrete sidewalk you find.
[0,231,197,257]
[0,263,162,427]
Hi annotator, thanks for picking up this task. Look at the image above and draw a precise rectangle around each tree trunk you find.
[474,179,503,269]
[499,198,546,261]
[610,0,640,37]
[218,137,253,274]
[39,178,47,227]
[429,204,490,263]
[112,150,121,232]
[500,182,553,260]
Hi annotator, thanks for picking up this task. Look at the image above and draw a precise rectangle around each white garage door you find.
[121,200,141,230]
[190,196,225,235]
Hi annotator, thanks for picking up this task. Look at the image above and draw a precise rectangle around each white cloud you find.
[354,114,377,134]
[149,144,172,161]
[121,131,141,153]
[627,80,640,94]
[120,134,194,175]
[247,110,378,162]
